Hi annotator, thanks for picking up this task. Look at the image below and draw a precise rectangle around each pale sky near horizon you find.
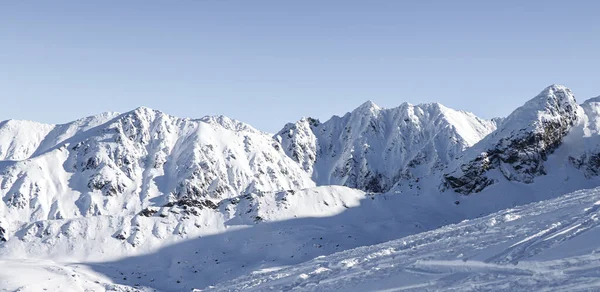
[1,1,599,133]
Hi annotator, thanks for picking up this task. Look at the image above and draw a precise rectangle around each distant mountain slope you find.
[276,101,498,192]
[0,112,119,161]
[0,107,314,243]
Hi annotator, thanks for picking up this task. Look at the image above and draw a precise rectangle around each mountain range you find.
[2,84,600,291]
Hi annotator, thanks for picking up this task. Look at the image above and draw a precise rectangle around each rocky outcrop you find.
[445,85,579,194]
[570,153,600,178]
[0,222,6,242]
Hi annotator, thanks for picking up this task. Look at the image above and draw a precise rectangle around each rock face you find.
[0,222,6,242]
[444,85,580,194]
[276,101,498,192]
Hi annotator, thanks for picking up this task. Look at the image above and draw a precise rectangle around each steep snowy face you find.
[580,96,600,134]
[444,85,580,194]
[0,107,314,240]
[276,117,320,174]
[277,101,497,192]
[565,96,600,178]
[0,112,119,161]
[0,121,54,160]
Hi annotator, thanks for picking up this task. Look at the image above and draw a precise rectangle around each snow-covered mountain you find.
[276,101,498,192]
[3,84,600,291]
[444,85,580,194]
[0,107,314,245]
[435,85,600,203]
[0,98,501,250]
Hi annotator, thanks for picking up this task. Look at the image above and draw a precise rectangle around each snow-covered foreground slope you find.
[4,186,600,291]
[208,187,600,291]
[0,259,140,292]
[0,186,370,261]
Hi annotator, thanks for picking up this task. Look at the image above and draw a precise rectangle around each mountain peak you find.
[497,85,577,136]
[444,85,580,194]
[582,95,600,105]
[353,100,381,114]
[129,106,161,116]
[542,84,569,93]
[199,114,262,134]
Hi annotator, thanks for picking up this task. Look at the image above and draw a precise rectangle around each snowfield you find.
[3,187,600,291]
[206,187,600,291]
[0,259,140,292]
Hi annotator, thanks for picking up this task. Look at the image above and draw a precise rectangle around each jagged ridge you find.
[276,101,498,192]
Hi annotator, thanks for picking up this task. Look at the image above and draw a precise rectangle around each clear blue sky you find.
[1,1,599,133]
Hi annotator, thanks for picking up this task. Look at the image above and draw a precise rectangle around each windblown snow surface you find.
[3,85,600,291]
[206,187,600,292]
[4,187,600,291]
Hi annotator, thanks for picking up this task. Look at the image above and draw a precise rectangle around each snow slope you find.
[0,112,120,161]
[208,186,600,291]
[0,259,142,292]
[0,107,314,246]
[4,183,600,291]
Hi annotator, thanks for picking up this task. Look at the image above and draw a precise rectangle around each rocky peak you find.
[444,85,580,194]
[0,107,315,227]
[199,115,261,134]
[129,106,159,117]
[583,95,600,105]
[498,84,577,136]
[278,100,497,193]
[274,118,319,173]
[352,100,382,116]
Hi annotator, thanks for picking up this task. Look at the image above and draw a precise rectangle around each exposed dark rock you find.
[570,152,600,178]
[163,198,218,212]
[139,208,158,217]
[364,173,385,193]
[0,223,7,242]
[114,232,127,240]
[445,85,578,194]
